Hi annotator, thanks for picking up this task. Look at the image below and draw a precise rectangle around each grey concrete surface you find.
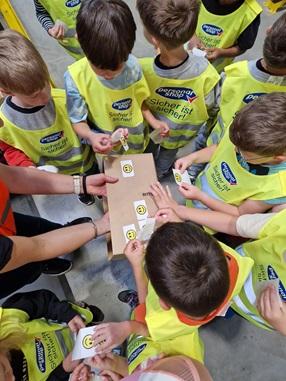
[2,1,286,380]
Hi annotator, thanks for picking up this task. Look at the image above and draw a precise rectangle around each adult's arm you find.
[0,216,108,273]
[0,164,117,195]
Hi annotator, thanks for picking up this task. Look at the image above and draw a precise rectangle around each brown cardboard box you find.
[104,153,158,257]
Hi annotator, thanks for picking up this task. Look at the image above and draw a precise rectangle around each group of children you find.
[0,0,286,380]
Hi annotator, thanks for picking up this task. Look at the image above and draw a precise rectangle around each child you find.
[90,217,253,356]
[65,0,167,157]
[208,11,286,145]
[0,30,94,176]
[33,0,84,60]
[190,0,262,73]
[176,93,286,215]
[137,0,220,178]
[151,187,286,334]
[0,289,104,380]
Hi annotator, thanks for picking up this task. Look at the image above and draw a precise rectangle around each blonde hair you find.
[0,29,50,95]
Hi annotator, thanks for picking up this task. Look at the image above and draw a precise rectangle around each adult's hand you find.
[86,174,118,196]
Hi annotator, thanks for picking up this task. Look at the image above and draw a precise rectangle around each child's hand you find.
[62,352,81,373]
[257,285,286,336]
[124,239,145,268]
[92,322,131,354]
[85,353,117,372]
[205,47,223,62]
[48,23,65,39]
[155,208,183,224]
[175,155,193,173]
[154,121,170,137]
[100,370,122,381]
[70,363,92,381]
[150,182,178,210]
[68,315,86,333]
[89,133,113,154]
[111,128,129,144]
[178,183,202,200]
[187,35,205,50]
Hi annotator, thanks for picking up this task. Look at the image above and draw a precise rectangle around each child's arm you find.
[142,102,169,137]
[206,46,243,62]
[0,141,35,167]
[124,240,148,303]
[179,183,272,216]
[175,144,217,173]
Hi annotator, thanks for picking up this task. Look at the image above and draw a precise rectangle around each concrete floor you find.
[4,1,286,380]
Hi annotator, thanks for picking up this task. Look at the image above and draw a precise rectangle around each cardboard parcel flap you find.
[105,154,158,256]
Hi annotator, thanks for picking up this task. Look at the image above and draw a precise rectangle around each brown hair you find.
[0,30,49,95]
[77,0,136,70]
[230,92,286,156]
[137,0,200,49]
[263,12,286,69]
[145,222,229,317]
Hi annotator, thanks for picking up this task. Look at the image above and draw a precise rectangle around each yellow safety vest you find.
[68,58,150,154]
[38,0,84,60]
[208,60,286,145]
[0,89,94,175]
[196,0,262,72]
[193,131,286,207]
[232,210,286,330]
[127,330,204,375]
[140,57,219,150]
[145,243,253,341]
[0,304,92,380]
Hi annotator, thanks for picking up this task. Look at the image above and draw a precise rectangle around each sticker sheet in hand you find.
[255,278,283,307]
[172,169,192,186]
[111,129,129,151]
[72,326,97,361]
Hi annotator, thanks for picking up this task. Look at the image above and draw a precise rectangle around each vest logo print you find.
[202,24,223,36]
[112,98,132,111]
[128,344,147,364]
[243,93,266,104]
[40,131,64,144]
[65,0,81,7]
[35,339,46,373]
[155,87,197,104]
[267,265,286,301]
[221,162,237,185]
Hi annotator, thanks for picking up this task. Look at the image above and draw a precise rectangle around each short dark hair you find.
[263,12,286,69]
[145,222,229,317]
[230,92,286,156]
[76,0,136,70]
[137,0,200,49]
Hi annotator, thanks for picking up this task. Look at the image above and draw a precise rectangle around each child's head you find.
[263,12,286,74]
[0,30,50,107]
[230,92,286,165]
[124,355,213,381]
[145,222,229,318]
[137,0,200,50]
[76,0,136,78]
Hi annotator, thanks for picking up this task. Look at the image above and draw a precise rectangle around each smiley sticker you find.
[134,200,148,221]
[121,160,135,177]
[82,334,93,349]
[123,224,137,243]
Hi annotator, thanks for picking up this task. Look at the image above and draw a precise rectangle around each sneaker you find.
[77,302,105,323]
[77,194,95,205]
[42,258,72,276]
[65,217,92,227]
[118,289,139,309]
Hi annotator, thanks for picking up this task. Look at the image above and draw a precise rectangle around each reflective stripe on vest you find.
[38,0,83,60]
[207,60,286,145]
[196,0,262,72]
[68,57,150,153]
[140,57,219,149]
[196,131,286,205]
[231,210,286,330]
[0,89,94,175]
[0,179,16,236]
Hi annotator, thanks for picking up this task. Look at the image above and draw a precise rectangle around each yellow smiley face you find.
[175,173,182,183]
[82,334,93,349]
[126,229,136,240]
[136,205,147,215]
[123,164,133,173]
